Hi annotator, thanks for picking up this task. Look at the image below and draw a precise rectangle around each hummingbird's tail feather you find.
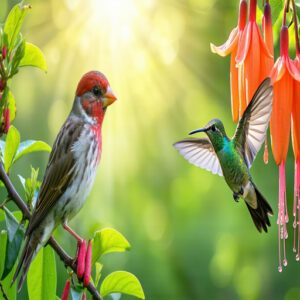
[246,185,273,233]
[12,232,41,292]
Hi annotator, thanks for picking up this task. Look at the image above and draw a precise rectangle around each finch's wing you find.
[173,138,223,176]
[233,78,273,168]
[26,119,84,235]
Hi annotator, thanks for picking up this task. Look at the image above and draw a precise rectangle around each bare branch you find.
[0,162,102,300]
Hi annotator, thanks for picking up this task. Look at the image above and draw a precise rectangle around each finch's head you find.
[75,71,117,121]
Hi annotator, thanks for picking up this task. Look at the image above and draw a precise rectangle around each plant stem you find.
[0,282,8,300]
[291,0,300,54]
[0,162,102,300]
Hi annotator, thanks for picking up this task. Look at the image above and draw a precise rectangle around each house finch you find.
[12,71,117,290]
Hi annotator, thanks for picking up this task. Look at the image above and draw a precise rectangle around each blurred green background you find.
[1,0,300,299]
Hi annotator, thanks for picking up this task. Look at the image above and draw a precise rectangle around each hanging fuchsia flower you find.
[293,54,300,260]
[210,0,247,123]
[236,0,273,116]
[270,24,300,271]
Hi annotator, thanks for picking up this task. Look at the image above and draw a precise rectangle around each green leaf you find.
[1,207,24,280]
[100,271,145,299]
[4,125,20,172]
[4,3,31,48]
[19,42,47,72]
[95,262,103,287]
[0,230,7,276]
[7,90,16,122]
[27,245,57,300]
[92,228,131,264]
[24,167,41,208]
[14,140,51,163]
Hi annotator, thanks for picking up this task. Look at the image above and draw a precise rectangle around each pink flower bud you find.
[77,240,86,279]
[61,279,71,300]
[3,108,10,134]
[2,47,7,59]
[83,240,92,287]
[82,291,87,300]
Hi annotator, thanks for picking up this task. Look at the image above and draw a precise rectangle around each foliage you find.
[0,2,144,300]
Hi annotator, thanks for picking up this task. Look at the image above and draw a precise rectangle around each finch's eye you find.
[92,86,101,96]
[211,125,216,132]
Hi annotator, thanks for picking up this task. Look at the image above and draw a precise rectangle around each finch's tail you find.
[12,232,41,292]
[246,185,273,233]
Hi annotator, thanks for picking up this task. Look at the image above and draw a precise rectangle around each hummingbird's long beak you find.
[189,127,207,135]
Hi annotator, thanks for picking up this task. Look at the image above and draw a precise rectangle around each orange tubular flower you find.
[236,0,273,116]
[292,55,300,259]
[270,25,300,272]
[292,0,300,261]
[261,0,274,164]
[210,0,247,123]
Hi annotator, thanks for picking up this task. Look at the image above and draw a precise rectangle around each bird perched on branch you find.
[174,78,273,232]
[13,71,117,290]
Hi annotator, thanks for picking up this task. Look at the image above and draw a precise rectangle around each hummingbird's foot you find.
[233,187,244,202]
[233,192,240,202]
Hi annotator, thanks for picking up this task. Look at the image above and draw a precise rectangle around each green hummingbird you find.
[174,78,273,232]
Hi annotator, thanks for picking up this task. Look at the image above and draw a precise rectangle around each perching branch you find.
[0,162,102,300]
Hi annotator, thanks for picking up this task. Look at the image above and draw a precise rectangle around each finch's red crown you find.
[76,71,109,97]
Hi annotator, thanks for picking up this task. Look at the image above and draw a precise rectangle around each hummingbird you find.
[174,78,273,232]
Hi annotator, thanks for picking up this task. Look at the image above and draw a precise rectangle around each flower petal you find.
[286,57,300,81]
[270,57,286,84]
[236,24,251,64]
[230,46,239,123]
[238,62,247,117]
[270,72,293,164]
[292,59,300,158]
[210,27,239,57]
[244,24,260,104]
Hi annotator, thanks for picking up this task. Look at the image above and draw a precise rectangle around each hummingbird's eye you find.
[92,86,101,96]
[211,125,216,132]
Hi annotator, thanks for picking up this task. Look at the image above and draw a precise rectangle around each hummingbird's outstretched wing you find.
[173,138,223,176]
[233,78,273,168]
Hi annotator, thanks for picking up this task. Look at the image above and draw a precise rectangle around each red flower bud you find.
[2,47,7,59]
[3,108,10,134]
[77,240,86,279]
[0,80,5,91]
[82,291,87,300]
[83,240,92,287]
[61,279,71,300]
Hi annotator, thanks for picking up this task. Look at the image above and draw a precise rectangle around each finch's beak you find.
[103,86,117,108]
[189,127,207,135]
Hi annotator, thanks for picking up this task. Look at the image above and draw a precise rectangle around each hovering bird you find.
[174,78,273,232]
[12,71,117,290]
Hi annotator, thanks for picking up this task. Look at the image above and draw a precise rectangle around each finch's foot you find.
[63,223,83,243]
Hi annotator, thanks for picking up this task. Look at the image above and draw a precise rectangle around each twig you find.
[0,281,9,300]
[0,162,102,300]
